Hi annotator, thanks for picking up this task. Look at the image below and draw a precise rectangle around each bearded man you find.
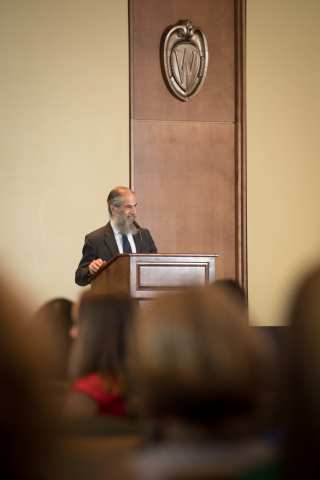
[75,187,157,286]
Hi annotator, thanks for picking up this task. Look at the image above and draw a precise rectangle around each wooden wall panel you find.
[130,0,246,286]
[131,0,235,122]
[133,121,235,279]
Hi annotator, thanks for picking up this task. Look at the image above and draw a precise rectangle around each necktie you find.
[122,234,132,253]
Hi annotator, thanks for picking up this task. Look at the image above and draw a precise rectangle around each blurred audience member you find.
[30,298,73,383]
[213,278,247,315]
[115,287,278,480]
[214,280,284,395]
[0,277,55,480]
[284,266,320,479]
[64,288,134,419]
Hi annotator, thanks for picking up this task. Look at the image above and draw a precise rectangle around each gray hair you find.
[107,187,134,216]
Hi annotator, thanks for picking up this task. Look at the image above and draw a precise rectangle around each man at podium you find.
[75,187,157,286]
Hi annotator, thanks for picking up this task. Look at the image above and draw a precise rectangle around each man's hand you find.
[88,259,106,274]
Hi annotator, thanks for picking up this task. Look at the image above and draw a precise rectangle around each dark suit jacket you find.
[75,221,157,286]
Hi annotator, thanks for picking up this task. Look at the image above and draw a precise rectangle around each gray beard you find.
[113,211,139,236]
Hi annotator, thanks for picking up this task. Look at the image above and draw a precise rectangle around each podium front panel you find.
[129,254,216,299]
[138,264,207,289]
[91,254,217,302]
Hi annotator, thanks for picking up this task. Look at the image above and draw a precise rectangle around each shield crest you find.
[163,20,209,102]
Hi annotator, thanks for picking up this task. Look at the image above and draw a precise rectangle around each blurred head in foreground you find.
[213,278,247,313]
[132,287,275,438]
[31,298,73,382]
[284,266,320,479]
[65,288,135,418]
[0,277,53,479]
[70,288,134,381]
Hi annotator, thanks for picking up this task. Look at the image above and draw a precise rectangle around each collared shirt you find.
[110,219,137,254]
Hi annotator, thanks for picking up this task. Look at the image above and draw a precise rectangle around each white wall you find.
[247,0,320,325]
[0,0,129,310]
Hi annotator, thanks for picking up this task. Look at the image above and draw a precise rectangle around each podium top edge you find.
[113,253,219,257]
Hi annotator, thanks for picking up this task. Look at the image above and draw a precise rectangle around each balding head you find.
[107,187,134,216]
[107,186,138,235]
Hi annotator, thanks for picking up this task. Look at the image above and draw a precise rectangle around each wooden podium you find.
[90,254,217,309]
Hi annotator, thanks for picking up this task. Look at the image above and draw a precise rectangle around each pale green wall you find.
[0,0,129,309]
[247,0,320,325]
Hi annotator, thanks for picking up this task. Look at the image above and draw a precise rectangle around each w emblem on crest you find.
[163,21,208,101]
[173,45,199,91]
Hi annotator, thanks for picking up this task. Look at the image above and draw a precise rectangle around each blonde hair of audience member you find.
[284,267,320,480]
[65,288,135,418]
[131,287,275,440]
[0,277,54,480]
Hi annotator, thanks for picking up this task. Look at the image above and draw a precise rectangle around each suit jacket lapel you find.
[133,231,142,253]
[103,222,119,257]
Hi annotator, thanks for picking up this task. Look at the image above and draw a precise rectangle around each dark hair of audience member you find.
[71,288,133,381]
[65,288,135,418]
[30,298,73,382]
[131,287,275,439]
[0,277,54,480]
[213,278,247,312]
[284,266,320,480]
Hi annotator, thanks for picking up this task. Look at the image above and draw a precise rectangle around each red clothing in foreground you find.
[70,373,126,417]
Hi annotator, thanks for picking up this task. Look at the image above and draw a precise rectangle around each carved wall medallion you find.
[163,20,209,101]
